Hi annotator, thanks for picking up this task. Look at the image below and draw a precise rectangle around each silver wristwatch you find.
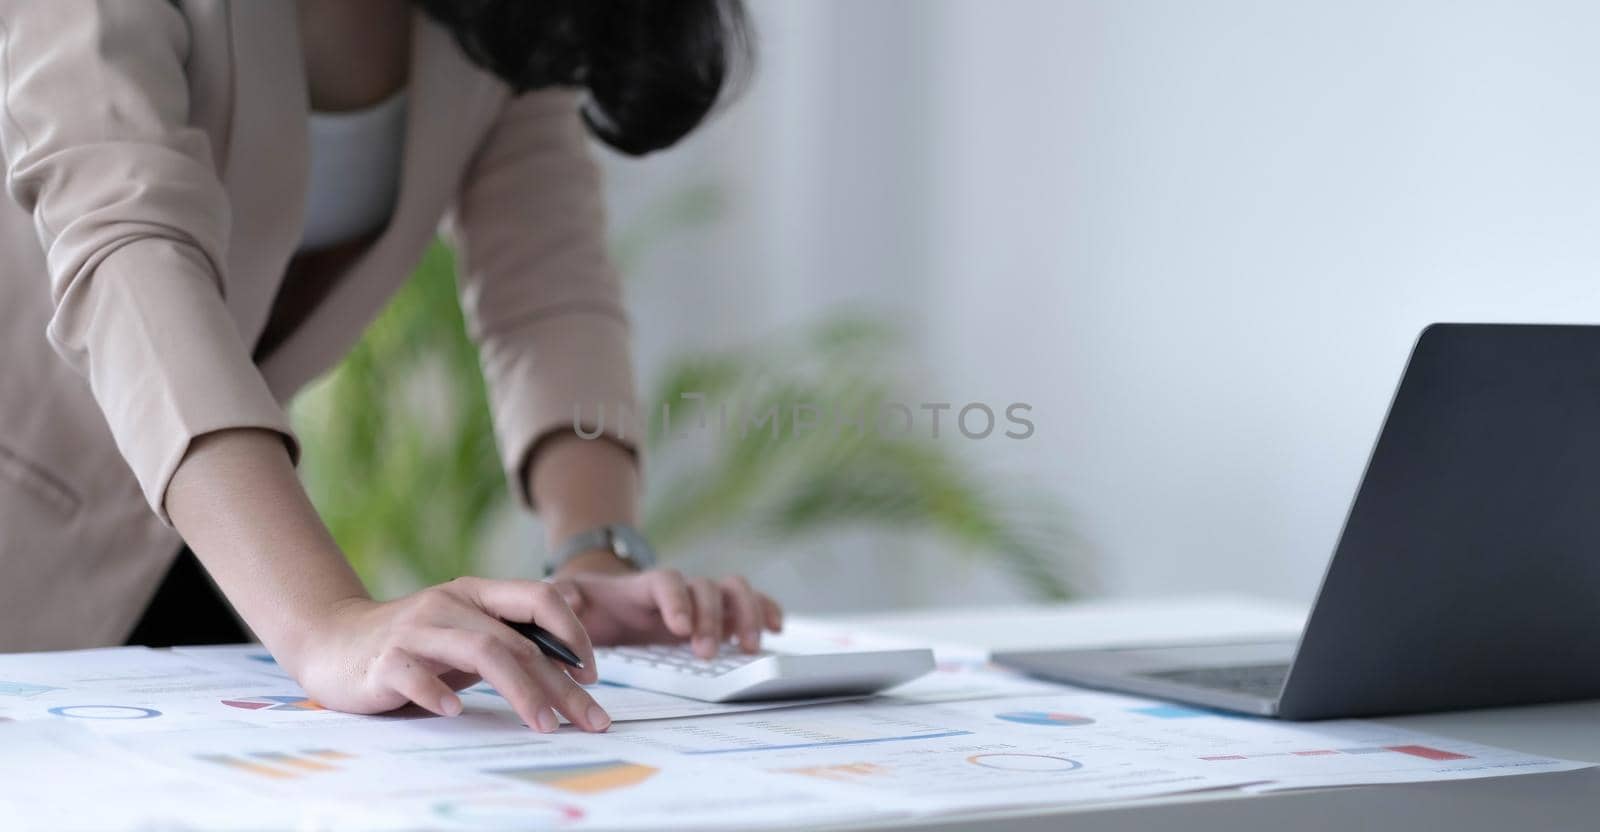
[545,524,658,576]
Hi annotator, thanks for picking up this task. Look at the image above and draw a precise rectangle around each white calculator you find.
[594,644,935,702]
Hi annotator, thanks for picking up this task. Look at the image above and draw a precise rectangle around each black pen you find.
[504,619,585,670]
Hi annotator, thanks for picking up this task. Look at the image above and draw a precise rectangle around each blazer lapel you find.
[219,0,309,346]
[258,8,499,399]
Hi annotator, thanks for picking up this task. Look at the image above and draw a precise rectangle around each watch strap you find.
[546,524,655,576]
[553,528,614,564]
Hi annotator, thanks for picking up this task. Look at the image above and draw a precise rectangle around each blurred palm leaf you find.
[642,316,1076,599]
[294,242,503,590]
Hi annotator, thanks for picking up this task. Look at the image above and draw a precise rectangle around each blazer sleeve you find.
[446,88,640,508]
[0,1,297,523]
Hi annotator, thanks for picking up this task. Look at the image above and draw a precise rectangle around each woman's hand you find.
[527,433,783,658]
[286,577,611,733]
[548,567,784,658]
[167,431,610,731]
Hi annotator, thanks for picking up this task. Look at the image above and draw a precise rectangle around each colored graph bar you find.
[433,797,586,825]
[198,754,298,780]
[1386,745,1472,761]
[396,740,549,755]
[681,729,972,756]
[250,751,338,772]
[783,763,890,781]
[1201,745,1475,762]
[996,711,1097,727]
[490,760,659,794]
[1130,705,1212,719]
[0,681,61,697]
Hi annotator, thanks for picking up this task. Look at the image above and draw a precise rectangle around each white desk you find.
[814,595,1600,832]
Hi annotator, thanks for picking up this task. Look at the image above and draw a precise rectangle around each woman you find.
[0,0,780,734]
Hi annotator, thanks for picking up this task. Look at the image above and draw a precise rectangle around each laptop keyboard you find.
[1141,663,1292,697]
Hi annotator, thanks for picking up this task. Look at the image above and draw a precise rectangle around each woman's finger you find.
[519,644,612,732]
[450,577,598,685]
[417,585,609,731]
[719,575,763,653]
[373,646,461,717]
[687,577,724,658]
[445,616,610,732]
[760,593,784,632]
[404,625,558,733]
[648,569,695,638]
[422,583,609,731]
[547,578,585,613]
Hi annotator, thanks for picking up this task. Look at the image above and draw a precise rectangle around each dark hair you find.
[416,0,751,156]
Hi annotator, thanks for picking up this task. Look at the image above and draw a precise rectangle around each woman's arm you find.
[167,430,366,660]
[446,86,782,659]
[167,428,612,732]
[0,1,294,522]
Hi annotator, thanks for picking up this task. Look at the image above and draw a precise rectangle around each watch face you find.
[610,525,657,568]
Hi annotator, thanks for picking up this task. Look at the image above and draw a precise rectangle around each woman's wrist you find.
[553,548,638,578]
[269,592,372,680]
[527,431,641,568]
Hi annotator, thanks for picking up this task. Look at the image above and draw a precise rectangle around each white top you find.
[297,90,408,253]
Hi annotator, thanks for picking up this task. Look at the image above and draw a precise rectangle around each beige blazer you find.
[0,1,638,650]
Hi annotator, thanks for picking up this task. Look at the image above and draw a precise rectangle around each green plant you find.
[294,242,503,590]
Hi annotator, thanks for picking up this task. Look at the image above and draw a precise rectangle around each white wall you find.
[598,0,1600,609]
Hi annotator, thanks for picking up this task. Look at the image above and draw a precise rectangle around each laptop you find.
[994,324,1600,720]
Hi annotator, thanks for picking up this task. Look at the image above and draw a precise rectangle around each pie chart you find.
[221,695,324,712]
[995,710,1096,727]
[47,705,162,720]
[967,753,1084,772]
